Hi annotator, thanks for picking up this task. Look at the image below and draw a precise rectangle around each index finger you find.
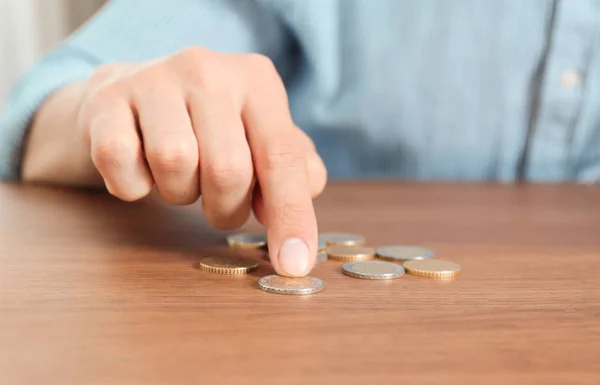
[240,56,318,277]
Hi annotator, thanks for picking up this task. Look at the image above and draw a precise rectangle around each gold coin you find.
[226,232,267,249]
[403,259,461,279]
[326,245,375,262]
[199,256,259,275]
[319,232,365,248]
[342,261,405,280]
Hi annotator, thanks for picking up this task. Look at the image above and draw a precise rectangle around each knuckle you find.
[262,145,305,172]
[147,141,198,174]
[88,64,121,85]
[272,202,313,228]
[245,54,288,99]
[85,85,122,108]
[81,87,126,127]
[204,157,253,193]
[92,137,138,170]
[243,53,282,91]
[177,46,210,63]
[187,66,216,92]
[133,65,166,86]
[244,53,276,74]
[129,68,175,102]
[174,47,218,91]
[85,64,132,102]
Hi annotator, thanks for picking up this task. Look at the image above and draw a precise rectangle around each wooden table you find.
[1,182,599,385]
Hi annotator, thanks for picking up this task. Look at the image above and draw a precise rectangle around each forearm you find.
[21,81,104,187]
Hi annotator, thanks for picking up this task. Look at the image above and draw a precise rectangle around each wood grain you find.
[1,182,599,385]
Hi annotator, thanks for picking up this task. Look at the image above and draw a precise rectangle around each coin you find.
[198,256,259,275]
[342,261,405,280]
[315,250,328,264]
[376,245,435,262]
[326,245,375,262]
[403,259,461,279]
[258,275,325,295]
[319,232,365,248]
[226,232,267,249]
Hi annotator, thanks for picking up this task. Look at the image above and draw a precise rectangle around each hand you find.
[78,47,327,276]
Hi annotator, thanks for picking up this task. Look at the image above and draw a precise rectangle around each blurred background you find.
[0,0,104,111]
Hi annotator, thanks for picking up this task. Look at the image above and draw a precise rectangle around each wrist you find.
[21,81,104,187]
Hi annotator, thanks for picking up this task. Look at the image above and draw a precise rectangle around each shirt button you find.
[561,70,582,88]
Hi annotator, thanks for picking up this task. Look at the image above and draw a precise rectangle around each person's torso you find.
[265,0,600,181]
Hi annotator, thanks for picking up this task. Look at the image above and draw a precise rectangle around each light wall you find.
[0,0,104,110]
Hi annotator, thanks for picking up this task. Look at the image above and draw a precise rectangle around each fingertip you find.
[263,200,319,277]
[274,237,313,277]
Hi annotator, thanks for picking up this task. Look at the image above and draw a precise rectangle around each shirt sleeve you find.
[0,0,291,181]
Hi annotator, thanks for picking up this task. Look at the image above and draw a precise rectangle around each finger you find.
[188,89,254,229]
[250,133,324,229]
[253,131,324,230]
[135,85,200,205]
[241,55,317,277]
[88,96,154,201]
[252,184,266,225]
[296,128,327,197]
[307,151,327,197]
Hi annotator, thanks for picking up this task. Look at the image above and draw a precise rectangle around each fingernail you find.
[278,238,310,277]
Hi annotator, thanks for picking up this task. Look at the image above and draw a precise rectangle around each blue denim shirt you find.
[1,0,599,182]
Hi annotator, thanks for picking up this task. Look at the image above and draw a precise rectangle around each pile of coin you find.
[197,232,461,295]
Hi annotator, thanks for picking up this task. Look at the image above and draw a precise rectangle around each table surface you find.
[1,182,599,385]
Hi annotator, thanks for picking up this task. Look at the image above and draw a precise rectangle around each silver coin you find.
[376,246,434,261]
[258,275,325,295]
[315,250,328,264]
[342,261,405,280]
[319,232,365,248]
[227,232,267,248]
